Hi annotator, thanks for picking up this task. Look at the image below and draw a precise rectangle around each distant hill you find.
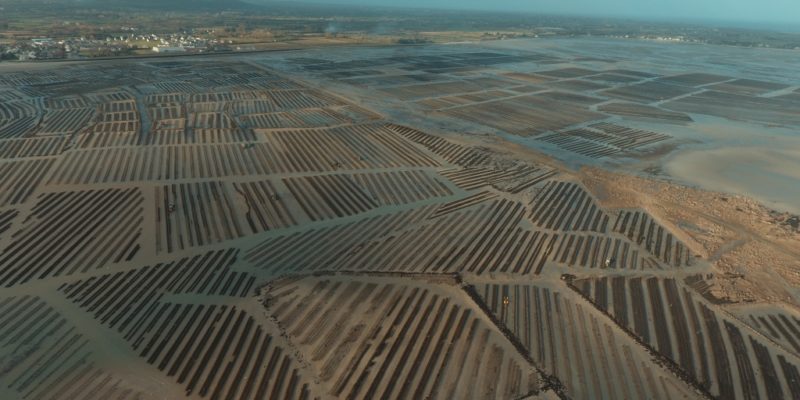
[0,0,258,12]
[105,0,258,11]
[101,0,258,11]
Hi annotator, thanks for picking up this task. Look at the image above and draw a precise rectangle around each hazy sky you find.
[306,0,800,26]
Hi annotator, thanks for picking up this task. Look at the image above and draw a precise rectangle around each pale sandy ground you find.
[579,166,800,305]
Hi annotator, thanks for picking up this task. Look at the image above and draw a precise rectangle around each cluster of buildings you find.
[0,33,231,61]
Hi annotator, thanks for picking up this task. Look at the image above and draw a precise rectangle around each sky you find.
[299,0,800,27]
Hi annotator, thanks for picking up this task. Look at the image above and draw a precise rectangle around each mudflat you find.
[0,37,799,400]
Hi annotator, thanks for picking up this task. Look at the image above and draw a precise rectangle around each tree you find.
[0,52,19,61]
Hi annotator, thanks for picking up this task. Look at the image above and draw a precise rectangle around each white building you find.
[152,46,186,53]
[31,38,54,46]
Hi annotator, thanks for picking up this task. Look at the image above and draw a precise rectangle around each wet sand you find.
[666,146,800,214]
